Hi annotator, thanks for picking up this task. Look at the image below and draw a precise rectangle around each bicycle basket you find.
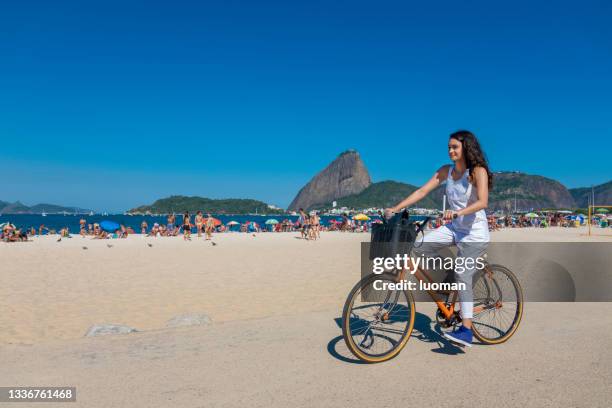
[369,213,418,260]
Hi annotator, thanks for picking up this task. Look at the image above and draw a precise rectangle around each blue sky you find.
[1,0,610,212]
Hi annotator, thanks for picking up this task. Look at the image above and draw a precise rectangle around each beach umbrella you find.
[0,222,15,229]
[595,208,609,214]
[226,221,240,226]
[353,213,370,221]
[265,219,279,225]
[525,212,539,218]
[204,217,222,226]
[100,220,121,232]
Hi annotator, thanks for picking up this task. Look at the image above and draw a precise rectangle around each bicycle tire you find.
[471,264,524,344]
[342,273,416,363]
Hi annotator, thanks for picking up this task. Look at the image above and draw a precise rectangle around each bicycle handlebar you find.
[416,216,430,234]
[380,210,431,233]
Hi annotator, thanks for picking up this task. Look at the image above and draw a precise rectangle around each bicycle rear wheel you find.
[342,273,415,363]
[472,264,523,344]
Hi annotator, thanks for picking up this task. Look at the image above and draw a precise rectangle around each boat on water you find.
[41,210,47,217]
[89,211,94,216]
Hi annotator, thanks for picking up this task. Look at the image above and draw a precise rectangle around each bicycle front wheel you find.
[472,264,524,344]
[342,273,415,363]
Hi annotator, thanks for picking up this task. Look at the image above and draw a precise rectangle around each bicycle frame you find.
[400,259,494,320]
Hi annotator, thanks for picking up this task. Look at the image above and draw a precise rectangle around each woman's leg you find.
[415,224,456,260]
[455,228,489,329]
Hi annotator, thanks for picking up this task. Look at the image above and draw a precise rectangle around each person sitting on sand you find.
[341,213,349,232]
[93,230,107,239]
[141,220,148,235]
[79,218,87,236]
[60,227,71,238]
[3,226,23,242]
[148,223,160,237]
[19,228,28,241]
[1,224,12,242]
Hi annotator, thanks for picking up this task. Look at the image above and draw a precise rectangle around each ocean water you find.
[0,213,397,233]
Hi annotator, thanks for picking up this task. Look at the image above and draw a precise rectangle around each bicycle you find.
[342,215,524,363]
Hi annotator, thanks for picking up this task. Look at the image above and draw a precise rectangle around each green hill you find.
[0,201,90,214]
[28,203,89,213]
[568,181,612,208]
[430,172,576,211]
[129,196,283,215]
[484,172,575,211]
[313,172,580,212]
[314,181,439,210]
[0,201,31,213]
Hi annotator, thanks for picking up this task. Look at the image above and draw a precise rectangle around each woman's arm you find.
[456,166,489,216]
[385,165,450,216]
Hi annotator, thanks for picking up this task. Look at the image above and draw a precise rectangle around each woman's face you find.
[448,137,463,162]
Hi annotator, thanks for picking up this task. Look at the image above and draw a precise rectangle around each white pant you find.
[418,222,489,319]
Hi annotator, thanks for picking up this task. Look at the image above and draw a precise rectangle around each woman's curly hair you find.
[449,130,493,188]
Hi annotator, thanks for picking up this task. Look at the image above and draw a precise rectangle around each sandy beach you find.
[1,232,366,345]
[1,227,610,345]
[1,227,611,407]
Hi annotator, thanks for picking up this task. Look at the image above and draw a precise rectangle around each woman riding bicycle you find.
[384,130,492,347]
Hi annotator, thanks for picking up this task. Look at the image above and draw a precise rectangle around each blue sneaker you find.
[443,326,473,347]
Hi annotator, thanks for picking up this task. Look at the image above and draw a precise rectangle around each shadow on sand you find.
[328,310,465,364]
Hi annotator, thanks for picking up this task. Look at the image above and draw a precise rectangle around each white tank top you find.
[446,165,487,232]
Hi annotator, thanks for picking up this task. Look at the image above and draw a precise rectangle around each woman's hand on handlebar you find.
[443,210,459,221]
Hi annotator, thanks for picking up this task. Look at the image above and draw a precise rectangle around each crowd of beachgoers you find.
[2,208,610,243]
[484,212,611,231]
[0,209,369,242]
